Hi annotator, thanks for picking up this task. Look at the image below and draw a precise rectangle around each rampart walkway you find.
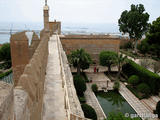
[43,35,67,120]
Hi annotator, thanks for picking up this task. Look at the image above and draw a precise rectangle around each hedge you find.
[0,69,12,79]
[122,60,160,94]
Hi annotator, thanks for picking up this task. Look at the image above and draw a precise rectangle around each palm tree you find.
[117,54,128,78]
[68,48,92,75]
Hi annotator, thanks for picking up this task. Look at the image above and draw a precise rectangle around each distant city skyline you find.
[0,0,159,24]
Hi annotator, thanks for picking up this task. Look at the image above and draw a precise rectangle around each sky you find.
[0,0,159,24]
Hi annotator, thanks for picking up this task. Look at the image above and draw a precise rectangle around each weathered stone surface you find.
[0,81,13,120]
[14,87,30,120]
[10,32,30,86]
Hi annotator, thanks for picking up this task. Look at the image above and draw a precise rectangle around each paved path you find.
[87,73,114,91]
[84,83,106,120]
[43,35,67,120]
[119,82,158,120]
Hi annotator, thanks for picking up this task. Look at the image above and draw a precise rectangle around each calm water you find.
[0,22,120,44]
[96,91,136,116]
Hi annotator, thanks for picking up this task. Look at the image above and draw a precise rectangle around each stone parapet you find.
[14,87,30,120]
[13,31,49,120]
[0,81,13,120]
[57,35,91,120]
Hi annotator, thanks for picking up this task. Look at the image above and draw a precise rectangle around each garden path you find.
[84,83,107,120]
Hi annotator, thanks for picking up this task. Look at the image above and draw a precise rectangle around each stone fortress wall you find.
[0,30,49,120]
[60,35,121,62]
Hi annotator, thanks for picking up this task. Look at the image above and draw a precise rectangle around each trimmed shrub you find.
[81,104,97,120]
[122,60,160,94]
[91,84,98,93]
[156,101,160,118]
[128,75,139,85]
[73,75,86,97]
[137,83,151,95]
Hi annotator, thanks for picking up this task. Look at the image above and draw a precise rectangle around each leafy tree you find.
[73,75,86,97]
[68,48,92,75]
[99,51,118,74]
[81,104,97,120]
[116,54,127,78]
[145,17,160,57]
[0,43,11,69]
[118,4,150,52]
[0,43,11,61]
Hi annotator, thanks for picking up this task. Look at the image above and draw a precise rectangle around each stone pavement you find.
[141,96,160,113]
[84,83,106,120]
[87,73,114,91]
[43,35,67,120]
[119,82,158,120]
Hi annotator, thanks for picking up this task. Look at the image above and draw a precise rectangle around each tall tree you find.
[118,4,149,52]
[68,48,92,75]
[145,17,160,58]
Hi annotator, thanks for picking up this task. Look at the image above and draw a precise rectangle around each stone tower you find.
[43,0,49,32]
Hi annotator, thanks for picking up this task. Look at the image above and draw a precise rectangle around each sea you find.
[0,22,121,44]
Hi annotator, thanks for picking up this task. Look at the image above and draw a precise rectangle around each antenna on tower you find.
[10,23,13,35]
[45,0,47,6]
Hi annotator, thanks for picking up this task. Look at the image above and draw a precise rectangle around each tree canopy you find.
[0,43,11,69]
[0,43,11,62]
[99,51,117,73]
[68,48,92,75]
[145,17,160,57]
[118,4,149,52]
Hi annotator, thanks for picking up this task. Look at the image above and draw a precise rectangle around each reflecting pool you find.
[96,91,136,116]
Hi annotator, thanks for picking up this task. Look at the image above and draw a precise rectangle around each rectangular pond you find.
[96,91,137,116]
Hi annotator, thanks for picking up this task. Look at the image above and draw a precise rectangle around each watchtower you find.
[43,0,49,32]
